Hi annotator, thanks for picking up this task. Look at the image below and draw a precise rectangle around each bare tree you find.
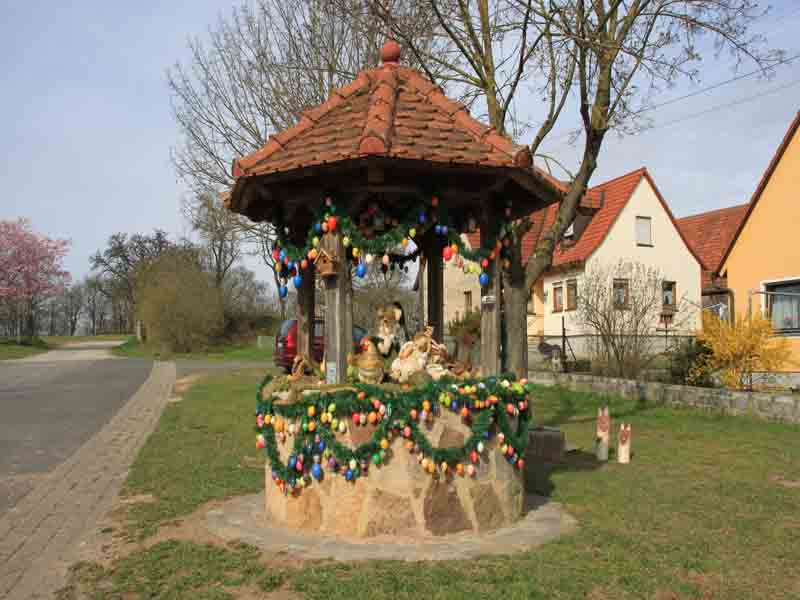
[84,275,106,336]
[577,260,693,378]
[169,0,442,296]
[368,0,780,375]
[62,283,85,337]
[183,192,242,288]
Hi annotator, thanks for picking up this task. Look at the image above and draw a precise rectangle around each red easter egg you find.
[410,409,418,421]
[516,458,525,470]
[506,403,515,415]
[328,216,337,231]
[272,248,280,261]
[443,246,453,261]
[301,259,308,269]
[481,258,489,269]
[431,196,439,207]
[403,426,411,438]
[352,413,360,425]
[470,450,479,464]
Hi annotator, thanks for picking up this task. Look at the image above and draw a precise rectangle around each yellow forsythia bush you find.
[690,313,793,390]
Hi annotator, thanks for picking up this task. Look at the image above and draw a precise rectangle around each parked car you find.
[274,318,368,373]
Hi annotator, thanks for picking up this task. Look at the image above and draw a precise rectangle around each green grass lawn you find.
[113,336,275,362]
[0,336,50,359]
[59,373,800,600]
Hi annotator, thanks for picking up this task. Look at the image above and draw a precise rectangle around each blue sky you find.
[1,1,798,285]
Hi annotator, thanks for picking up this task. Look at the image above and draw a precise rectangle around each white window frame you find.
[636,216,653,246]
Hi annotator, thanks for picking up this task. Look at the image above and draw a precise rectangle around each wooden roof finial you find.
[380,39,401,65]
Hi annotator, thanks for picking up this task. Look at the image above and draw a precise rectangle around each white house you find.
[446,167,703,351]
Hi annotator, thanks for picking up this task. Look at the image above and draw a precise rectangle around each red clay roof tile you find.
[676,203,748,289]
[234,50,534,177]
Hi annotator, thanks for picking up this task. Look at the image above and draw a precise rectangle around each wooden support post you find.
[480,205,501,376]
[321,232,351,384]
[503,228,528,378]
[422,229,444,342]
[296,261,316,363]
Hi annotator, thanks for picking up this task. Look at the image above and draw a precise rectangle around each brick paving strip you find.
[0,361,176,599]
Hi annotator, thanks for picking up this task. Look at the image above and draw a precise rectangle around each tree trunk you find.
[504,228,528,378]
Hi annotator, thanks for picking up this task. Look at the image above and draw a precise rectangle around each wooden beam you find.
[480,202,502,375]
[296,261,316,365]
[320,232,351,384]
[422,228,444,342]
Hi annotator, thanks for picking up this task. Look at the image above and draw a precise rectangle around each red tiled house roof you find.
[676,204,748,290]
[231,41,542,180]
[467,168,645,266]
[467,167,702,276]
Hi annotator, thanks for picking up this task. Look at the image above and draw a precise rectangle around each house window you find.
[662,281,676,308]
[613,279,629,309]
[464,290,472,313]
[566,279,578,311]
[636,216,652,246]
[766,280,800,334]
[553,283,564,312]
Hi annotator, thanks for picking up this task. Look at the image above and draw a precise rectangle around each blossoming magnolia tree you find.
[0,218,70,341]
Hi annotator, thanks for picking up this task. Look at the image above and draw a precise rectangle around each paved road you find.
[0,342,152,517]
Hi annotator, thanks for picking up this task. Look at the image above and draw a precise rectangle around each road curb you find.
[0,361,176,599]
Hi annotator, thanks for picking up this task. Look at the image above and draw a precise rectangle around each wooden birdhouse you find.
[316,248,338,279]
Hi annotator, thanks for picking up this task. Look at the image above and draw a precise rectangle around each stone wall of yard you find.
[528,371,800,424]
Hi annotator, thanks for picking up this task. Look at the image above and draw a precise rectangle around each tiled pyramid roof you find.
[676,203,748,289]
[232,41,533,179]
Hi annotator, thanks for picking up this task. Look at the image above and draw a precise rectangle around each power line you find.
[636,77,800,134]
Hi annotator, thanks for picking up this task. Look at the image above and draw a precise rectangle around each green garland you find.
[254,373,532,493]
[272,194,514,284]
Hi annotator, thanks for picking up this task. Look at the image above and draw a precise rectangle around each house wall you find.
[537,178,703,338]
[722,126,800,371]
[436,235,481,330]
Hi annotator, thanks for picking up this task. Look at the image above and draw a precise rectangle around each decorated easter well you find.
[227,40,560,538]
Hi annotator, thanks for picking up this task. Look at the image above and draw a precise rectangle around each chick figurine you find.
[353,337,385,384]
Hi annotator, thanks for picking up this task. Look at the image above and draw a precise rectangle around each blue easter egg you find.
[279,285,288,298]
[279,249,286,261]
[419,213,426,224]
[293,274,303,288]
[356,263,366,278]
[345,469,353,481]
[450,400,458,412]
[435,224,442,235]
[442,225,448,235]
[479,273,490,286]
[311,463,322,480]
[318,440,326,452]
[288,456,296,469]
[314,222,322,233]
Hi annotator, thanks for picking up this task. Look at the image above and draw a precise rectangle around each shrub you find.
[668,337,713,387]
[136,251,223,353]
[691,313,793,390]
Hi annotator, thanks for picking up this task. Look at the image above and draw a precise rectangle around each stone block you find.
[423,481,472,535]
[322,476,368,537]
[528,427,565,463]
[438,424,466,449]
[365,489,418,537]
[284,486,322,531]
[469,482,505,532]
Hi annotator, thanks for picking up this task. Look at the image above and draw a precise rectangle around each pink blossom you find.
[0,218,71,301]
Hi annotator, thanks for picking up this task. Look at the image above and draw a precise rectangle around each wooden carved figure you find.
[595,406,610,462]
[617,423,631,464]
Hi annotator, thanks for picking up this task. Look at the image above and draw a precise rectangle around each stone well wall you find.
[264,410,524,538]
